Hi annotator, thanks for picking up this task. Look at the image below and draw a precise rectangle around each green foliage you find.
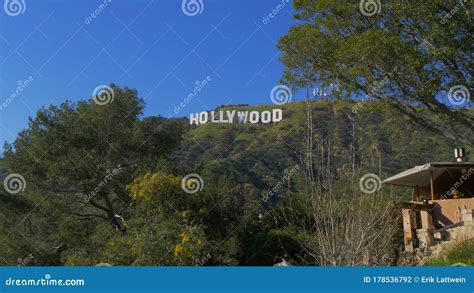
[279,0,473,145]
[0,186,64,266]
[427,239,474,266]
[1,95,471,266]
[2,85,184,233]
[179,101,471,191]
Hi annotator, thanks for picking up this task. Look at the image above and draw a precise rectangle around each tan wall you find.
[430,198,474,227]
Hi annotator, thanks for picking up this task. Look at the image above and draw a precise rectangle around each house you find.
[384,148,474,251]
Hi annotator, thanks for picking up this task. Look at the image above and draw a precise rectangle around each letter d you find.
[272,109,283,122]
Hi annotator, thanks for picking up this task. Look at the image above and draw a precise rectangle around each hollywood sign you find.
[190,109,283,126]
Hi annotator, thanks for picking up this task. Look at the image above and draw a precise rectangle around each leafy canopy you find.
[278,0,473,145]
[3,84,184,232]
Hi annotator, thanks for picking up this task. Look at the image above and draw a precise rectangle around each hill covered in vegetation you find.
[179,101,471,197]
[0,95,471,266]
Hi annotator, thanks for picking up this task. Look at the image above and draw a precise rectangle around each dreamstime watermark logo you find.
[3,173,26,194]
[0,76,34,111]
[5,274,85,287]
[263,164,300,202]
[92,85,115,106]
[17,254,34,267]
[84,166,123,203]
[359,173,382,194]
[448,85,470,106]
[359,0,381,17]
[181,173,204,194]
[84,0,112,25]
[181,0,203,16]
[440,0,468,24]
[352,77,388,114]
[441,168,474,200]
[175,76,212,114]
[4,0,26,16]
[195,253,212,266]
[270,85,292,105]
[262,0,290,25]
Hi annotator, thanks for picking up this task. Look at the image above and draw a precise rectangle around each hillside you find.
[1,99,472,266]
[178,100,472,198]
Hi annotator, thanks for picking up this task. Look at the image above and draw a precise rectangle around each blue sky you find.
[0,0,299,145]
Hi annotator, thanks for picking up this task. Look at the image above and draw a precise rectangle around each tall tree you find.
[278,0,473,145]
[3,85,184,233]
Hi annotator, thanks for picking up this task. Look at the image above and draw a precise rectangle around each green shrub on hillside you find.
[427,239,474,266]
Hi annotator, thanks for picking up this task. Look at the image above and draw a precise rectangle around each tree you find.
[274,99,400,266]
[123,172,209,266]
[3,85,184,233]
[278,0,473,145]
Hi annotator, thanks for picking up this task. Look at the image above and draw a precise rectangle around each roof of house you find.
[383,162,474,187]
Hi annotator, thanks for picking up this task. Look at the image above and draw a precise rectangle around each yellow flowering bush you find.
[173,226,207,262]
[125,172,209,265]
[127,172,181,201]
